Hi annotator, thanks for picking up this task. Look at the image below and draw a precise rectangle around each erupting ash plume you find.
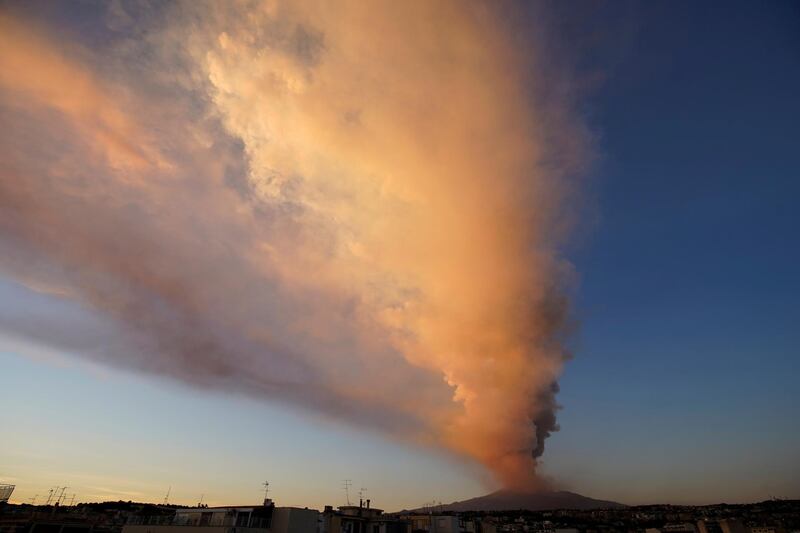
[0,1,588,489]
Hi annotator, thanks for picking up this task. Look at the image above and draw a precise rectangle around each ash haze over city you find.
[0,0,798,514]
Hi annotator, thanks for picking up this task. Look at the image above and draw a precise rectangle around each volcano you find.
[419,489,625,512]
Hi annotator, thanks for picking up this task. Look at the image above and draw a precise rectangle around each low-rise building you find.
[719,519,748,533]
[698,521,723,533]
[322,501,407,533]
[0,486,15,505]
[123,500,318,533]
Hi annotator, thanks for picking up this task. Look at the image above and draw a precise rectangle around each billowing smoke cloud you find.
[0,1,588,489]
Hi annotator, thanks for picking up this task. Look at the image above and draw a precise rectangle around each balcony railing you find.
[126,516,271,529]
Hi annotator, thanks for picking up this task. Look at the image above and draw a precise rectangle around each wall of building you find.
[123,525,270,533]
[271,508,320,533]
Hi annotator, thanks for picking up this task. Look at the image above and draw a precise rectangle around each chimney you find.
[366,499,370,509]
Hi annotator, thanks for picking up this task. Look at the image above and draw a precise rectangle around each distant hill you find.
[422,489,626,512]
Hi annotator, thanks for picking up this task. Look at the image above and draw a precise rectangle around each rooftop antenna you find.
[359,487,368,507]
[262,481,270,504]
[57,487,69,505]
[162,486,171,505]
[45,488,55,505]
[29,495,38,505]
[68,494,76,506]
[342,480,352,506]
[198,494,204,507]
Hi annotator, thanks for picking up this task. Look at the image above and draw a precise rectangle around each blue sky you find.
[1,0,799,508]
[545,0,800,503]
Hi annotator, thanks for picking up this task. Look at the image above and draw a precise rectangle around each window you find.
[236,512,251,527]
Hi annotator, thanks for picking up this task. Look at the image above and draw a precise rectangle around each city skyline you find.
[1,0,798,509]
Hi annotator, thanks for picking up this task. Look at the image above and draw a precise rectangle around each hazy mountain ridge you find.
[415,489,626,512]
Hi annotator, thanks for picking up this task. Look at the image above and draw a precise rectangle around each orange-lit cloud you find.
[0,1,588,490]
[0,13,165,173]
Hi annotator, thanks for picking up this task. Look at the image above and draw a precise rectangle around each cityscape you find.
[1,483,799,533]
[0,0,797,530]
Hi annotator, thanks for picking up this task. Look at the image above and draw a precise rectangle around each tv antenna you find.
[57,487,69,505]
[29,495,38,505]
[198,494,204,507]
[359,487,367,502]
[342,480,352,506]
[162,486,171,505]
[262,481,270,502]
[423,500,441,514]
